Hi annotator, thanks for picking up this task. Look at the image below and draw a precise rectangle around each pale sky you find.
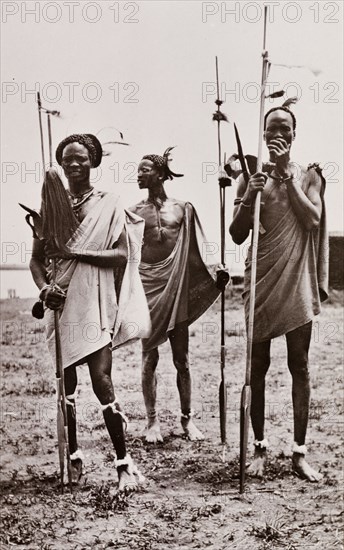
[1,0,343,274]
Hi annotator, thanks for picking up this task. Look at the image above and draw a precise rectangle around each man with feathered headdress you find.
[28,133,150,491]
[129,148,227,443]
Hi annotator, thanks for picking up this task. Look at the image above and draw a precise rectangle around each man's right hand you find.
[243,172,268,204]
[40,286,66,310]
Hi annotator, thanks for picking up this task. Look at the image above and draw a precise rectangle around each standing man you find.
[29,134,150,491]
[130,148,227,443]
[230,107,328,481]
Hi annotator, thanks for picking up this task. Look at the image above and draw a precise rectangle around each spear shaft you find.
[239,5,269,494]
[216,57,226,266]
[36,93,72,492]
[45,111,73,493]
[37,92,46,173]
[215,57,227,453]
[47,113,53,168]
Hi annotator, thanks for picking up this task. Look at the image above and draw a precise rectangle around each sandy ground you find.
[0,289,343,549]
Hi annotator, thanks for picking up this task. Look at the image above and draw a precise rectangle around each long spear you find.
[48,110,73,493]
[213,57,231,458]
[239,5,270,494]
[37,93,73,492]
[37,93,46,175]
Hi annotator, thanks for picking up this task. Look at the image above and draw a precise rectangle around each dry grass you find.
[0,294,343,549]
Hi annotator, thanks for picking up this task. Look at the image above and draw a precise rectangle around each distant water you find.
[0,265,245,300]
[0,269,38,299]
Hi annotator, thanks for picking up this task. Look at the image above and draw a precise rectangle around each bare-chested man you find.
[130,149,226,443]
[29,134,149,490]
[229,107,328,481]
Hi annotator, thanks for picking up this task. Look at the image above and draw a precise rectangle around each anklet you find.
[181,409,194,419]
[115,454,145,482]
[66,393,76,407]
[293,443,307,455]
[101,400,129,431]
[254,438,269,450]
[70,449,84,461]
[115,455,131,468]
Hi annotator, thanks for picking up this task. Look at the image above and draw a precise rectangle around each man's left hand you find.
[267,138,291,177]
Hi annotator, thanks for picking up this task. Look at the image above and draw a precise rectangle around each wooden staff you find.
[46,110,73,493]
[213,57,231,458]
[37,92,46,175]
[239,5,269,494]
[51,259,70,492]
[37,93,72,492]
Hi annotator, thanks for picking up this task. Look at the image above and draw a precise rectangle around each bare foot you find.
[181,416,205,441]
[117,455,145,492]
[292,453,323,482]
[69,450,84,485]
[247,448,267,477]
[117,466,138,493]
[145,420,163,443]
[70,458,83,484]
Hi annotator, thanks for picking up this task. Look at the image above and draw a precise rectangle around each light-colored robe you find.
[243,166,328,343]
[45,193,151,368]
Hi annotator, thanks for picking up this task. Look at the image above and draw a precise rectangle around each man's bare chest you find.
[139,202,184,232]
[260,178,290,230]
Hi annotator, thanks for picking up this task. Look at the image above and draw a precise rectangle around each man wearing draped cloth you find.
[29,134,150,491]
[130,149,225,443]
[230,107,328,481]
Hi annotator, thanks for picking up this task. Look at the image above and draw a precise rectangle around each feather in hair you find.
[162,147,184,178]
[282,96,298,108]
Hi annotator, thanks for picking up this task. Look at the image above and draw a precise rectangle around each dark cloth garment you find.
[140,203,220,351]
[243,166,328,343]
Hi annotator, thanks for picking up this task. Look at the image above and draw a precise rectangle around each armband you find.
[234,198,252,207]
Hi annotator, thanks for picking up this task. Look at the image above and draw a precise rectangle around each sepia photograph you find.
[1,1,343,548]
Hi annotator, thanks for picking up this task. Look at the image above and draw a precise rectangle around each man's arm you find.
[30,238,48,290]
[74,227,128,268]
[30,238,66,310]
[266,137,322,231]
[229,173,267,245]
[46,226,128,268]
[286,170,322,231]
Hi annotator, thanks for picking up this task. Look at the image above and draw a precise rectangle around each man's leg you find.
[87,344,140,491]
[64,365,83,483]
[169,322,204,441]
[286,321,322,482]
[247,340,271,477]
[142,347,163,442]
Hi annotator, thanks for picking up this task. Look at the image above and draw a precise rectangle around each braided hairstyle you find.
[142,147,184,181]
[56,134,102,168]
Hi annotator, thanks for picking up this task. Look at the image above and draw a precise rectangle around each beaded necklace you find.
[261,171,291,207]
[269,173,290,184]
[67,187,94,210]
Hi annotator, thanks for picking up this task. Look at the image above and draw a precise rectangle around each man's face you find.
[264,110,295,159]
[137,159,162,190]
[61,142,92,185]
